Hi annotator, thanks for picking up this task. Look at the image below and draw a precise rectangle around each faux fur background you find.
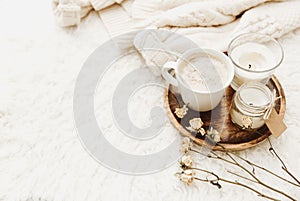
[0,0,299,200]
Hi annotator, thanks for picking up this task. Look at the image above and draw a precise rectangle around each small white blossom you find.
[199,128,206,136]
[177,169,195,185]
[189,118,203,130]
[186,126,195,133]
[174,104,189,118]
[207,127,221,143]
[213,133,221,143]
[180,154,193,168]
[180,137,193,153]
[186,118,205,135]
[242,116,253,129]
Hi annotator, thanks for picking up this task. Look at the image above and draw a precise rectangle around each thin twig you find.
[192,146,296,200]
[267,137,300,186]
[216,140,300,187]
[190,149,216,159]
[188,140,298,200]
[191,170,280,201]
[217,178,280,201]
[230,151,300,187]
[227,170,259,184]
[224,152,296,201]
[209,151,236,165]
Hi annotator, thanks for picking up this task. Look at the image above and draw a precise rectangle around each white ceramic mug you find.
[162,48,234,112]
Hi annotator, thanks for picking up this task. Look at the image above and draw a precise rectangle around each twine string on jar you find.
[263,89,282,120]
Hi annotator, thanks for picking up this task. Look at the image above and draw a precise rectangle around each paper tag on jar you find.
[265,108,287,138]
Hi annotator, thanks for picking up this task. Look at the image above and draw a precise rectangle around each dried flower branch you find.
[177,137,299,201]
[191,168,281,201]
[177,165,281,201]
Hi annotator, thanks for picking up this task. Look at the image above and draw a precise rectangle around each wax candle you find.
[228,33,283,90]
[230,82,273,130]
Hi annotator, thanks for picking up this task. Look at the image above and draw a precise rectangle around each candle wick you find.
[248,64,252,69]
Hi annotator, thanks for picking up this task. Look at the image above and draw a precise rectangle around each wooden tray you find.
[164,75,286,151]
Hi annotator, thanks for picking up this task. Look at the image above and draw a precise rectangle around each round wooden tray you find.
[164,75,286,151]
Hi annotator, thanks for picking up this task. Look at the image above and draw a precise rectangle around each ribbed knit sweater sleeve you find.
[53,0,124,27]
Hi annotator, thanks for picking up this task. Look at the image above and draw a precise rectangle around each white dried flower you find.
[199,128,206,136]
[180,154,193,168]
[181,137,193,153]
[186,118,205,135]
[207,127,221,143]
[186,126,195,133]
[213,133,221,143]
[242,116,253,129]
[177,169,195,185]
[189,118,203,130]
[174,104,188,118]
[207,127,217,135]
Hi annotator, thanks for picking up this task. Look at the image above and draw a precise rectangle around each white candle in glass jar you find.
[230,82,272,129]
[230,43,277,89]
[228,33,283,91]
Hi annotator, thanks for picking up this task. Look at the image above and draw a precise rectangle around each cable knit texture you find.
[53,0,300,44]
[135,0,271,27]
[233,1,300,38]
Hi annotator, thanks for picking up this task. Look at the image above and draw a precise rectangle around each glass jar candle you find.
[230,82,273,130]
[228,33,284,90]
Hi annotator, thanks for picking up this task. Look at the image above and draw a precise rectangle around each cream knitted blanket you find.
[53,0,300,41]
[53,0,300,70]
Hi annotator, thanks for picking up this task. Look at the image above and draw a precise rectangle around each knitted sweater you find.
[53,0,300,75]
[53,0,300,40]
[53,0,124,26]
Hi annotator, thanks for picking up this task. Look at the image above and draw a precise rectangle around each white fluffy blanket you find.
[0,0,300,201]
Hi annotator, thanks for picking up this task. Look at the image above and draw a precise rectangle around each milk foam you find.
[179,55,228,92]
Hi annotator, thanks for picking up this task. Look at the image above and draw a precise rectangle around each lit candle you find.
[230,82,273,130]
[228,33,283,90]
